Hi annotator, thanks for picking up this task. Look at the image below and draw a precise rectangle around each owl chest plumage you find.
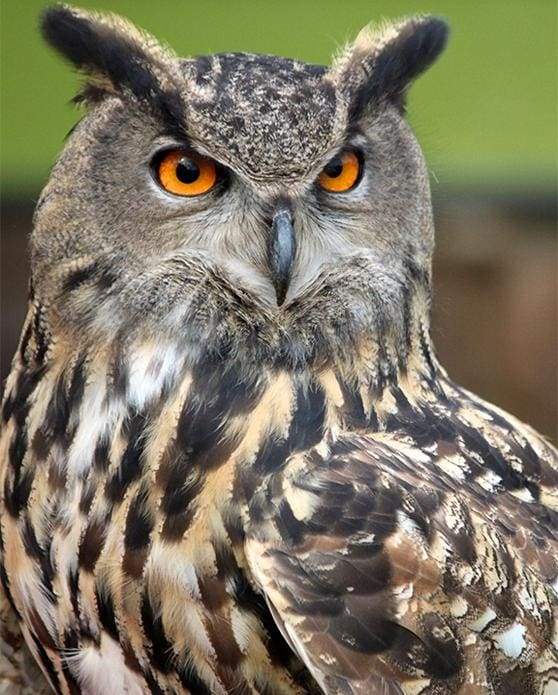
[0,332,328,694]
[1,304,558,693]
[2,323,558,694]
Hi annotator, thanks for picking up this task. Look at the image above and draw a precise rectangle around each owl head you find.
[32,5,448,371]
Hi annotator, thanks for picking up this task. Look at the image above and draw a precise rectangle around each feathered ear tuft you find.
[41,4,178,108]
[331,16,449,116]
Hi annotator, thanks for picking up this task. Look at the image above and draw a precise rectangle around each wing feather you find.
[246,421,558,694]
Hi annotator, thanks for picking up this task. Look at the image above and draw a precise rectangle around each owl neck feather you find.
[4,281,440,479]
[3,271,440,488]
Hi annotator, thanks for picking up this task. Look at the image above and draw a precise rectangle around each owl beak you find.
[269,208,296,306]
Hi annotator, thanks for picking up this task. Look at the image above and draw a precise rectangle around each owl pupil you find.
[176,158,200,184]
[324,157,343,178]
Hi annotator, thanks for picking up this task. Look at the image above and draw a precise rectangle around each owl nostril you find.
[268,207,296,307]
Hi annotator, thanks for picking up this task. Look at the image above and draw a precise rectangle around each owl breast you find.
[0,334,318,694]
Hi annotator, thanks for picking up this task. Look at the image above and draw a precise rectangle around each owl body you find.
[1,7,557,695]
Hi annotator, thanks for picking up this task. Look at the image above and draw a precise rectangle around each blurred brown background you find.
[1,0,557,441]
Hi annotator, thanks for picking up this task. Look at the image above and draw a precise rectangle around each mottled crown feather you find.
[330,16,449,115]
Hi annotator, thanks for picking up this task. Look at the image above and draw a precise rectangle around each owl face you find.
[33,8,448,366]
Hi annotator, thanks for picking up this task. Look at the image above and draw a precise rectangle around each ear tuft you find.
[372,17,449,102]
[40,4,176,106]
[331,16,449,117]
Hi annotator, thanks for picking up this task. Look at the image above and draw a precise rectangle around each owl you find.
[1,5,557,695]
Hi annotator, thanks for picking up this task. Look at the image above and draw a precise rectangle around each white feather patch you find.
[493,622,527,659]
[64,634,144,695]
[127,342,183,410]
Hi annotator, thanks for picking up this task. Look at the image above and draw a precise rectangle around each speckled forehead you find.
[179,53,341,182]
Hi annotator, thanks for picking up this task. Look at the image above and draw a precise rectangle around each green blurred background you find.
[1,0,557,438]
[1,0,556,195]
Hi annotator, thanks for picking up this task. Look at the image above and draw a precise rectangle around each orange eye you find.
[156,149,218,196]
[318,150,362,193]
